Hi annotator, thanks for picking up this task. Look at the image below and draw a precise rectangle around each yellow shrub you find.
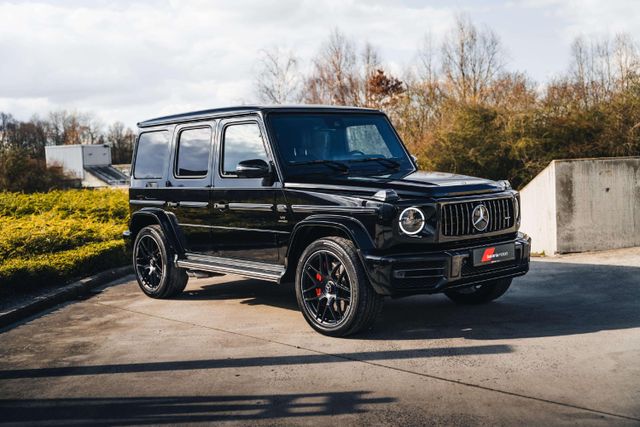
[0,240,128,289]
[0,189,130,291]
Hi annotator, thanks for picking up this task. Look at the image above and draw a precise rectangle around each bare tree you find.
[255,47,302,104]
[486,72,537,111]
[107,121,135,164]
[46,110,67,145]
[417,32,439,85]
[571,36,610,106]
[0,113,16,146]
[612,33,639,91]
[304,29,362,105]
[45,110,99,145]
[86,116,104,144]
[361,42,382,105]
[570,33,640,107]
[440,15,504,103]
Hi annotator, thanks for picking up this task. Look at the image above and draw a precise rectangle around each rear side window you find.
[134,131,169,179]
[222,123,268,176]
[175,127,212,177]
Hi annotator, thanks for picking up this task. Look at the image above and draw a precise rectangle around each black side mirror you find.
[236,159,271,178]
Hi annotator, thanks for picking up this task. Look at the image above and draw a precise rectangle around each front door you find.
[211,118,282,264]
[164,123,216,255]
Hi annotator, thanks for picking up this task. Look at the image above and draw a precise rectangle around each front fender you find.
[284,214,380,290]
[288,214,376,257]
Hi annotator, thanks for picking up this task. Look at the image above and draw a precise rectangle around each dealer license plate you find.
[472,243,516,266]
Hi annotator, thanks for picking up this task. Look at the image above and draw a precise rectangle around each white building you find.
[45,144,129,187]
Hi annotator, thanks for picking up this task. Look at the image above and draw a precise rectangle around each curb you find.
[0,265,133,329]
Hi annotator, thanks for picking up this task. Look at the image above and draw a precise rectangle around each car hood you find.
[286,170,506,198]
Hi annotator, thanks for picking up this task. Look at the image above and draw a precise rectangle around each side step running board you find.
[176,255,285,283]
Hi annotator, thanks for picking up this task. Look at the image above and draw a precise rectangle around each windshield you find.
[266,113,415,178]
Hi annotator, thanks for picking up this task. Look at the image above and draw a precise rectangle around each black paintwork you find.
[128,105,530,296]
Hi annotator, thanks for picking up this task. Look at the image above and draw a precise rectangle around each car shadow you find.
[177,260,640,341]
[0,392,395,425]
[0,344,513,381]
[178,278,299,312]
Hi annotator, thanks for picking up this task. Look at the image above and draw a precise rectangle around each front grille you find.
[441,198,515,237]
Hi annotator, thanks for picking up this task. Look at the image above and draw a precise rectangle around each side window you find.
[134,131,169,179]
[175,127,212,177]
[222,123,268,176]
[346,125,392,157]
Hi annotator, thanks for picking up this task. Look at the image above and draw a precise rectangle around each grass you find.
[0,189,129,291]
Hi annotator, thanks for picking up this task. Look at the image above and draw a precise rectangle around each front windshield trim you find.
[264,112,416,179]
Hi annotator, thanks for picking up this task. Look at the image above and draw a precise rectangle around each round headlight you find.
[398,207,425,235]
[513,196,520,222]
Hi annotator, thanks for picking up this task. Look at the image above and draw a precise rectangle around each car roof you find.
[137,105,382,128]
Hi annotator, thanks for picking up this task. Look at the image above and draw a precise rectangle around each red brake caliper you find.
[315,273,323,296]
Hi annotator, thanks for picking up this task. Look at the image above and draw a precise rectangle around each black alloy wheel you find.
[300,250,353,327]
[135,234,164,293]
[295,237,383,337]
[133,225,188,299]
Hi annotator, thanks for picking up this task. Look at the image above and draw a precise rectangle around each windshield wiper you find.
[348,157,401,170]
[288,159,349,173]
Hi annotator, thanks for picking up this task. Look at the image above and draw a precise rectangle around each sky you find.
[1,0,639,128]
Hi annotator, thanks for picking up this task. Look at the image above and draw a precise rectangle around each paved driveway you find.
[1,248,639,425]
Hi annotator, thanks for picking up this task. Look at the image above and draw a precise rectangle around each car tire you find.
[444,278,512,305]
[133,225,188,299]
[295,236,383,337]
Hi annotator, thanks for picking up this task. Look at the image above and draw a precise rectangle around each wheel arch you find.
[282,215,375,283]
[130,208,186,257]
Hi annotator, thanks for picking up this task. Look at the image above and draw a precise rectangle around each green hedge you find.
[0,189,130,292]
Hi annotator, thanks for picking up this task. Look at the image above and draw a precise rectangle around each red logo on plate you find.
[481,247,496,262]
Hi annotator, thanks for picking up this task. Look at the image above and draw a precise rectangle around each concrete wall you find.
[520,157,640,254]
[520,162,557,255]
[554,158,640,252]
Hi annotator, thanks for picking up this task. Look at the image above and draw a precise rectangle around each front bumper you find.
[363,232,531,296]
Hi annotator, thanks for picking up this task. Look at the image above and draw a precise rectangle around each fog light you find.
[450,255,464,279]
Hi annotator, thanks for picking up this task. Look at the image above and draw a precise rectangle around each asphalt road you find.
[0,248,639,426]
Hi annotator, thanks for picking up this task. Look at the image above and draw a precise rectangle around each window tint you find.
[134,131,169,179]
[175,127,212,177]
[222,123,268,176]
[346,125,392,157]
[267,113,414,178]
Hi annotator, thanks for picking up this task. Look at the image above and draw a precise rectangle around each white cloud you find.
[518,0,640,40]
[0,0,638,128]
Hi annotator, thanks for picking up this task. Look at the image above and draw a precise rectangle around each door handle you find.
[166,201,179,208]
[180,201,209,208]
[214,202,228,210]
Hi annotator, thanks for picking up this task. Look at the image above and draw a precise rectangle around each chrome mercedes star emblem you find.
[472,204,490,231]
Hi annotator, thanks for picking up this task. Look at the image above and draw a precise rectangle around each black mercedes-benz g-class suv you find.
[126,105,530,336]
